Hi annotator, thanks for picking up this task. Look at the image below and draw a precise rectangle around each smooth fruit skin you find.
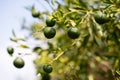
[94,11,110,24]
[7,47,14,55]
[13,57,25,69]
[46,16,56,27]
[67,27,80,39]
[43,64,53,73]
[32,9,40,18]
[43,27,56,39]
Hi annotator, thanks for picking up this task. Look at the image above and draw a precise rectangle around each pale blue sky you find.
[0,0,46,80]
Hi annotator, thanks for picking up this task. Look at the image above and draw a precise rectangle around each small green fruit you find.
[43,64,53,73]
[7,47,14,56]
[67,27,80,39]
[94,11,110,24]
[32,9,40,18]
[43,27,56,39]
[46,16,56,27]
[13,57,25,69]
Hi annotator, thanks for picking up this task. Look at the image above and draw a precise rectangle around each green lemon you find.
[32,9,40,18]
[46,16,56,27]
[67,27,80,39]
[13,57,25,69]
[7,47,14,56]
[43,27,56,39]
[43,64,53,73]
[94,11,110,24]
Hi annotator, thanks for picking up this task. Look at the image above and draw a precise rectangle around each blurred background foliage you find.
[10,0,120,80]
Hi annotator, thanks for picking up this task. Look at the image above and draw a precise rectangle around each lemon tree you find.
[9,0,120,80]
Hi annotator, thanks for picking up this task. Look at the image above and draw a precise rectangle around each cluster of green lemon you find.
[7,47,24,69]
[43,16,56,39]
[43,11,110,40]
[31,8,110,79]
[31,7,81,40]
[7,47,53,75]
[44,16,80,39]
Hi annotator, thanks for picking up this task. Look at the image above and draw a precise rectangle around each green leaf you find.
[115,70,120,80]
[19,44,29,48]
[82,34,90,47]
[51,0,55,5]
[10,38,18,42]
[115,70,120,76]
[12,29,16,37]
[94,36,100,46]
[31,22,45,32]
[70,20,76,26]
[78,0,87,10]
[103,0,113,4]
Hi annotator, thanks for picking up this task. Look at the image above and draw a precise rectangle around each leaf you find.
[73,6,86,10]
[82,34,90,47]
[19,44,29,48]
[78,0,87,10]
[70,20,76,27]
[32,31,43,40]
[12,29,16,37]
[31,22,45,32]
[94,36,100,46]
[21,18,26,29]
[51,0,55,5]
[113,59,119,70]
[115,70,120,76]
[110,0,116,3]
[10,38,18,42]
[11,37,25,42]
[103,0,113,4]
[115,70,120,80]
[24,6,31,11]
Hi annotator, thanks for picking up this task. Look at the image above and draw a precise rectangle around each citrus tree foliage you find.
[10,0,120,80]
